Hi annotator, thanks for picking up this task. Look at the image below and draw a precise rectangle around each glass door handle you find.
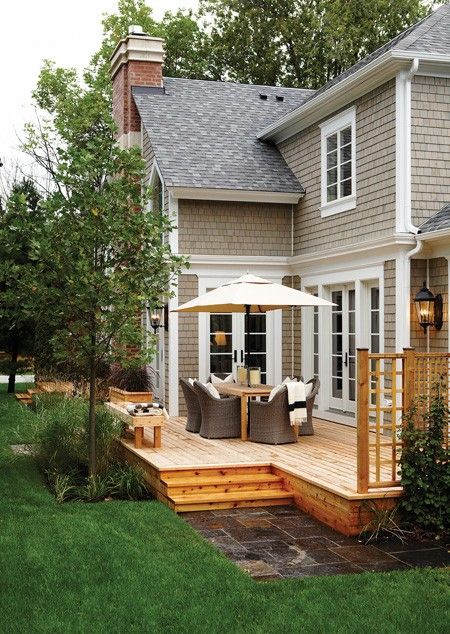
[344,352,348,367]
[241,350,244,363]
[233,350,237,363]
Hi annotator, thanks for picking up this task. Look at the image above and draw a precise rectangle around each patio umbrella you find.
[173,274,334,369]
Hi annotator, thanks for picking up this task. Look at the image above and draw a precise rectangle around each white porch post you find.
[168,192,179,416]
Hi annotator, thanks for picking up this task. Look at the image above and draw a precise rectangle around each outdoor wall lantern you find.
[414,282,443,333]
[149,304,169,334]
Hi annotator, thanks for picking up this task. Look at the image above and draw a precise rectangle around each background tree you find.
[0,177,41,393]
[22,62,185,476]
[199,0,434,88]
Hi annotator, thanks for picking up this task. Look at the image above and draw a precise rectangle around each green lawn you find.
[0,385,448,633]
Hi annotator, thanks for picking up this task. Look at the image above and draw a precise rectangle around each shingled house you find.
[111,5,450,421]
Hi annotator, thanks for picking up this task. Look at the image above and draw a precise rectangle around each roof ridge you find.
[161,76,315,93]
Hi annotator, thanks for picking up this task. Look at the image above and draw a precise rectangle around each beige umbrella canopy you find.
[174,274,334,367]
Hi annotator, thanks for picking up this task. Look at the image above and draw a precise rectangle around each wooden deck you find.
[118,417,402,536]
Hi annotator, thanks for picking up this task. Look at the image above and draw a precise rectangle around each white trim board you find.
[168,191,179,416]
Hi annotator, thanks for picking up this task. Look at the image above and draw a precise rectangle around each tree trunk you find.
[7,329,19,394]
[88,357,97,477]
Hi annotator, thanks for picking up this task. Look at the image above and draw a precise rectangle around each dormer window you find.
[320,107,356,217]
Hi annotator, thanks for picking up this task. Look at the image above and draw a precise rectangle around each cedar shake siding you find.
[411,76,450,227]
[384,260,396,353]
[410,258,448,353]
[282,276,301,379]
[278,80,396,256]
[178,274,199,416]
[178,200,292,256]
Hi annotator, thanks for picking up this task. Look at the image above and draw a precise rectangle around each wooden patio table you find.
[216,383,273,441]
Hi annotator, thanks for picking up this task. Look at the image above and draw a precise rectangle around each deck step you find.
[161,465,272,480]
[172,488,293,505]
[165,473,284,495]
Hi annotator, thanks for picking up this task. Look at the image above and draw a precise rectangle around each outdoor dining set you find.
[180,375,320,445]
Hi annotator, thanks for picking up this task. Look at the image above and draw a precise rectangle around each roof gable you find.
[133,79,313,195]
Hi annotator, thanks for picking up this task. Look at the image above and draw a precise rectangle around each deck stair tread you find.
[171,488,293,504]
[163,473,283,487]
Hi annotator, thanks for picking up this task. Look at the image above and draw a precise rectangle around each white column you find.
[168,192,179,416]
[395,251,411,351]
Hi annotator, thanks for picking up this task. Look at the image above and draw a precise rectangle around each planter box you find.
[109,387,153,404]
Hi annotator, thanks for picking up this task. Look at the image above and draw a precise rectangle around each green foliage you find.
[105,461,150,500]
[34,397,122,475]
[360,502,412,544]
[400,385,450,536]
[199,0,433,88]
[108,364,153,392]
[0,178,42,392]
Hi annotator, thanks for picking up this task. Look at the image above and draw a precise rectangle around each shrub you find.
[400,384,450,537]
[34,396,150,502]
[108,364,154,393]
[34,397,122,476]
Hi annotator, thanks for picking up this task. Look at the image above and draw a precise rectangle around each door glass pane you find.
[209,312,233,378]
[245,313,267,383]
[348,289,356,403]
[332,291,343,399]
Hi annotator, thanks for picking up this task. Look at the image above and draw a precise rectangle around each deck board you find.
[121,417,401,500]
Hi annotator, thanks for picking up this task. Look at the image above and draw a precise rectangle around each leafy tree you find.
[22,61,185,475]
[199,0,434,88]
[0,178,41,392]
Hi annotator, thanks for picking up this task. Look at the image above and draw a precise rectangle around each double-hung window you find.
[320,107,356,217]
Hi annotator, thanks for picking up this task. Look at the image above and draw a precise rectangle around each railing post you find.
[357,348,369,493]
[402,347,415,415]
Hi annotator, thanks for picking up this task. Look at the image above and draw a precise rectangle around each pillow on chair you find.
[187,377,197,386]
[204,382,221,399]
[211,373,234,384]
[268,384,285,402]
[283,376,298,384]
[304,382,313,398]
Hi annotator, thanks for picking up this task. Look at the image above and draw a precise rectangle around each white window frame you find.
[319,106,356,218]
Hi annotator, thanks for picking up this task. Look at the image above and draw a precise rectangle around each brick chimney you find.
[110,25,164,148]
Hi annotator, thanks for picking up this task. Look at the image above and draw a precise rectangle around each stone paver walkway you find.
[181,505,449,579]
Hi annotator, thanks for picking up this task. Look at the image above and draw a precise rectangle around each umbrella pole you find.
[245,304,250,371]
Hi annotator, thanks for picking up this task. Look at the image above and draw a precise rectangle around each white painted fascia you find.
[168,186,302,205]
[258,51,450,144]
[416,227,450,243]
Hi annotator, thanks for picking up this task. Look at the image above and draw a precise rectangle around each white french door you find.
[208,311,268,383]
[330,285,356,413]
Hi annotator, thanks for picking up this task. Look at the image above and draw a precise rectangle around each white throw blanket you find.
[286,381,307,426]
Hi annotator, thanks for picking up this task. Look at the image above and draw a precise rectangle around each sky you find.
[0,0,198,168]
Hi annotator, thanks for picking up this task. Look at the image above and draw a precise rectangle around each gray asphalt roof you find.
[418,203,450,234]
[133,80,313,193]
[305,4,450,103]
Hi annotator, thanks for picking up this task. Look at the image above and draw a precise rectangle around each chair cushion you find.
[187,378,197,386]
[211,373,234,384]
[268,384,286,402]
[305,382,313,398]
[204,382,221,399]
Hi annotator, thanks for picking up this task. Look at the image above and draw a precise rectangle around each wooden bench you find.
[105,401,164,449]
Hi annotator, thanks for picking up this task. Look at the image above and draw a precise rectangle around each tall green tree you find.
[22,61,185,475]
[199,0,434,87]
[0,178,41,393]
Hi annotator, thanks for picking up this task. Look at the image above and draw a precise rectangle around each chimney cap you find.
[128,25,146,35]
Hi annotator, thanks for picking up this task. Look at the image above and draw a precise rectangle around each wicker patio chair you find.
[179,379,202,433]
[301,377,320,436]
[249,386,297,445]
[193,381,241,439]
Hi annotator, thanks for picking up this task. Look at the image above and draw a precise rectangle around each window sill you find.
[320,195,356,218]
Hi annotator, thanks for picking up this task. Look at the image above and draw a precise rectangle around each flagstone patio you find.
[181,506,450,580]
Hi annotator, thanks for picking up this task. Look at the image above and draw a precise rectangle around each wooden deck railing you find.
[356,348,450,493]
